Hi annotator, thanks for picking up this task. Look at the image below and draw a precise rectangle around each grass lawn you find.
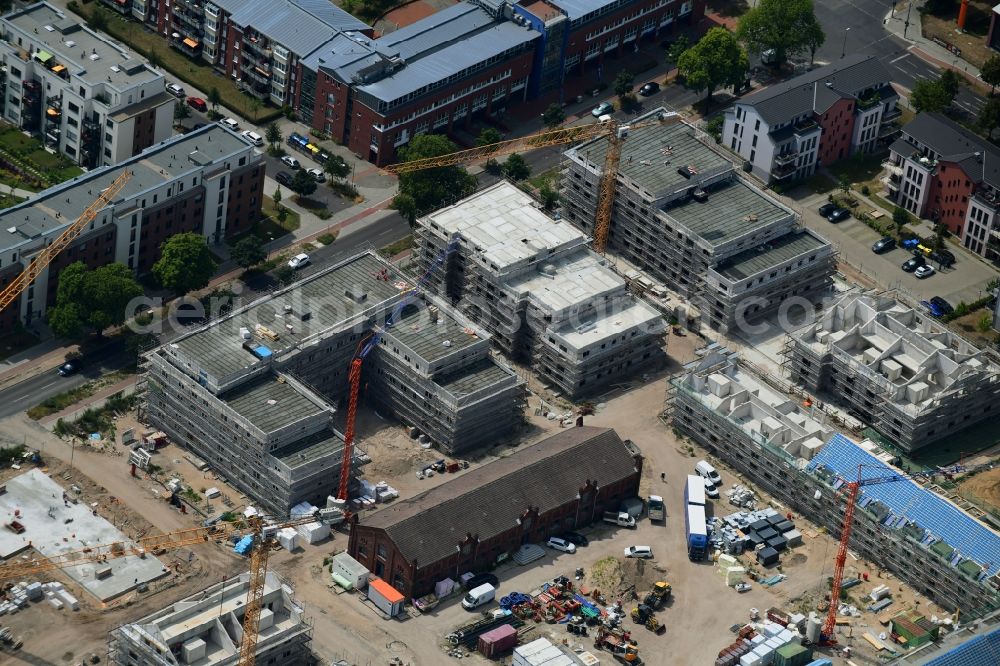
[68,4,282,123]
[921,1,993,68]
[0,328,39,362]
[0,123,83,188]
[828,151,889,193]
[379,235,413,258]
[526,167,560,191]
[0,193,26,210]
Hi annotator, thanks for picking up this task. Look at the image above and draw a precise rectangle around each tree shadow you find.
[707,0,749,18]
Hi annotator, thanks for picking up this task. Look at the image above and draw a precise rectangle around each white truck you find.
[462,583,496,610]
[602,511,636,528]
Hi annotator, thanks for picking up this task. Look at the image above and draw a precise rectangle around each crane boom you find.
[0,169,132,313]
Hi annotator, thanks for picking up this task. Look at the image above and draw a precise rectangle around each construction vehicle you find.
[630,604,666,634]
[0,170,131,314]
[822,460,995,644]
[641,581,671,609]
[381,113,677,254]
[0,509,335,666]
[594,626,642,664]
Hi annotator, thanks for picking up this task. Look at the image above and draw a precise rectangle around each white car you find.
[281,155,301,170]
[287,253,310,270]
[624,545,653,559]
[915,265,936,279]
[307,167,326,182]
[704,478,720,500]
[241,130,264,146]
[166,83,185,98]
[220,117,240,132]
[546,537,576,554]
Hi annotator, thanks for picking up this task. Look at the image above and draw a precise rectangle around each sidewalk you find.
[883,1,984,84]
[39,376,137,428]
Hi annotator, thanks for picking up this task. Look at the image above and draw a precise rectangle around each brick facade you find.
[925,162,975,235]
[817,97,855,166]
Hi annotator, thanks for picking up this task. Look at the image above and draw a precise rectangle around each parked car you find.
[307,167,326,182]
[915,264,936,279]
[818,202,838,217]
[902,255,925,272]
[281,155,301,170]
[826,207,850,223]
[464,573,499,591]
[704,478,720,500]
[462,583,496,610]
[546,537,577,554]
[930,296,954,316]
[591,101,614,117]
[288,253,310,270]
[624,545,654,559]
[639,82,660,96]
[930,249,956,268]
[58,359,82,376]
[166,83,185,98]
[872,236,896,254]
[240,130,264,146]
[275,171,292,186]
[560,531,589,547]
[695,460,721,486]
[220,117,240,132]
[186,96,207,112]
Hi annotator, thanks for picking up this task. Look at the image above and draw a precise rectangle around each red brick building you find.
[816,97,856,167]
[348,426,643,599]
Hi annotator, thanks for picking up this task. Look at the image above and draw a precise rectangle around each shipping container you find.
[479,624,517,658]
[757,547,779,567]
[367,577,404,617]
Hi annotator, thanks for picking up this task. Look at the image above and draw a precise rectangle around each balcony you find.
[772,161,797,180]
[237,79,270,99]
[882,105,901,122]
[242,38,271,61]
[170,34,202,57]
[856,93,882,111]
[173,12,203,34]
[881,174,900,191]
[773,150,798,166]
[241,61,271,86]
[793,118,819,135]
[878,122,901,140]
[974,189,1000,210]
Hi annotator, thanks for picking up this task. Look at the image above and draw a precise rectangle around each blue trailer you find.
[685,503,708,561]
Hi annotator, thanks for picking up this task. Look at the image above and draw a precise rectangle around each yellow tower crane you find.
[382,113,678,252]
[0,169,132,314]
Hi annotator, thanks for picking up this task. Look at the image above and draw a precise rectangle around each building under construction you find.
[669,345,1000,618]
[414,181,666,398]
[107,571,311,665]
[561,109,835,332]
[783,292,1000,452]
[142,251,524,516]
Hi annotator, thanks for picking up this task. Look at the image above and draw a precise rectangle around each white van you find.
[695,460,721,486]
[220,117,240,132]
[462,583,496,610]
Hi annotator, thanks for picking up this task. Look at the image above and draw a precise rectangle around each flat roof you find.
[170,253,408,381]
[436,358,514,397]
[547,0,617,21]
[220,373,326,433]
[424,181,586,272]
[387,304,483,364]
[663,178,792,248]
[4,3,159,89]
[715,229,829,281]
[553,298,663,349]
[214,0,368,56]
[0,125,253,255]
[508,248,623,313]
[272,429,344,470]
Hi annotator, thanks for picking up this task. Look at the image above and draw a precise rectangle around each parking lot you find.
[795,191,999,308]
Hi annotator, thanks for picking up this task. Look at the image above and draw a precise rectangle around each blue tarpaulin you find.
[234,536,254,555]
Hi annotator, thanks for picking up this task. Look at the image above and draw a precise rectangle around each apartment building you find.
[143,251,524,515]
[562,109,835,333]
[784,292,1000,453]
[1,3,173,168]
[722,54,899,183]
[414,181,667,399]
[885,112,1000,260]
[108,572,311,666]
[670,346,1000,619]
[0,124,263,332]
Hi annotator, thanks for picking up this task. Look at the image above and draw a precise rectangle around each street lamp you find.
[841,27,851,59]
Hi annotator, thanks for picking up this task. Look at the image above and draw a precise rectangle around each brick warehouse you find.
[348,426,642,600]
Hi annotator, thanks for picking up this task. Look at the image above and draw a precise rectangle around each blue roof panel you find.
[217,0,339,56]
[809,434,1000,577]
[924,628,1000,666]
[547,0,616,21]
[290,0,370,32]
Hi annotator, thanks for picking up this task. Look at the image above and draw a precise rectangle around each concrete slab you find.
[0,470,167,602]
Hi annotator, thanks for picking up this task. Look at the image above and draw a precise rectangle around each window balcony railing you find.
[773,151,798,166]
[794,118,818,134]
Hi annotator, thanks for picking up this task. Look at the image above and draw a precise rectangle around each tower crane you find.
[0,510,334,666]
[822,460,995,643]
[381,112,678,253]
[0,169,132,314]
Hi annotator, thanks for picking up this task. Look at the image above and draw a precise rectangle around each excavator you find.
[594,626,643,664]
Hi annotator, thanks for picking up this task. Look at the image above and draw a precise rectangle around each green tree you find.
[231,236,266,269]
[47,263,144,339]
[392,192,418,227]
[289,169,317,198]
[174,101,190,122]
[613,70,635,98]
[394,134,477,216]
[153,232,218,296]
[911,78,952,113]
[978,312,993,333]
[939,69,963,102]
[538,184,559,211]
[324,154,351,181]
[932,224,947,252]
[979,98,1000,138]
[273,264,294,285]
[87,6,109,33]
[892,206,909,237]
[677,28,749,112]
[541,103,566,129]
[705,115,724,143]
[249,98,262,122]
[666,35,690,65]
[804,18,825,66]
[147,49,162,70]
[736,0,824,67]
[501,153,531,181]
[273,186,282,209]
[476,128,504,147]
[838,174,851,195]
[982,55,1000,96]
[208,87,221,113]
[265,122,282,152]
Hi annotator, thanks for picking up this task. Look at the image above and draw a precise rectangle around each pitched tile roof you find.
[738,54,893,126]
[358,427,639,565]
[897,112,1000,189]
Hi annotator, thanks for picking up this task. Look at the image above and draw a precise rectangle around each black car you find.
[826,208,850,223]
[818,202,838,217]
[930,249,955,268]
[930,296,954,316]
[902,255,926,272]
[275,171,292,186]
[58,359,82,376]
[872,236,896,254]
[560,531,589,547]
[464,573,498,590]
[639,82,660,96]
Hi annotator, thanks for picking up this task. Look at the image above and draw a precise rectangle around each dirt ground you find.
[958,465,1000,518]
[376,0,458,35]
[921,1,994,68]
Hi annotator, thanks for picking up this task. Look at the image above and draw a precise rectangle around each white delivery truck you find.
[462,583,496,610]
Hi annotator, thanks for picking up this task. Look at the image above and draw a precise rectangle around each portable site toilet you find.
[332,552,370,590]
[367,577,405,617]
